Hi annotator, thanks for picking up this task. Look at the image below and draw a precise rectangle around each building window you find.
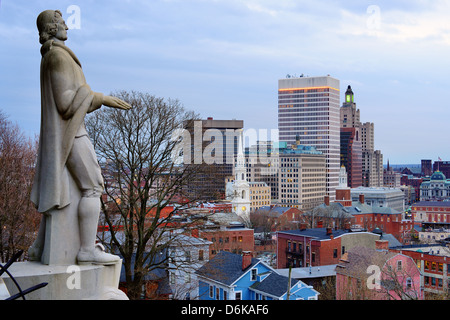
[199,250,204,261]
[333,249,338,258]
[406,278,412,289]
[251,269,257,281]
[209,285,214,298]
[397,260,402,271]
[185,251,191,263]
[235,291,242,300]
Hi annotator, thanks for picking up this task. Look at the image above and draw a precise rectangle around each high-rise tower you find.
[278,75,340,200]
[339,85,383,187]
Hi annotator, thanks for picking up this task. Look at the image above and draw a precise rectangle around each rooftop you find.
[278,142,323,155]
[392,244,450,257]
[277,264,337,279]
[351,186,404,195]
[277,227,351,240]
[412,201,450,208]
[196,251,259,286]
[430,171,447,181]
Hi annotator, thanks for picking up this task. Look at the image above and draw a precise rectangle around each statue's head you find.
[37,10,68,44]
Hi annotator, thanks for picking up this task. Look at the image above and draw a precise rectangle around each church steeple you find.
[232,129,251,226]
[235,129,246,182]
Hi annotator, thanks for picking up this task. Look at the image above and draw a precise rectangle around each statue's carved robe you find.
[31,40,103,213]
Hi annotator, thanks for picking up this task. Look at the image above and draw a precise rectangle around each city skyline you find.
[1,1,450,164]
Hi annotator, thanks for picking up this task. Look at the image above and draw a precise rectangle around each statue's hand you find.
[103,96,132,110]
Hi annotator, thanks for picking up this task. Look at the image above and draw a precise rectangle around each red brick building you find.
[401,175,422,202]
[276,227,381,268]
[308,194,414,244]
[199,223,254,258]
[390,244,450,297]
[411,201,450,225]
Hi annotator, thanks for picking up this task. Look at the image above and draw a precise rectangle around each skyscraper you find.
[278,139,326,211]
[278,75,340,200]
[184,117,243,200]
[340,85,383,187]
[340,127,362,187]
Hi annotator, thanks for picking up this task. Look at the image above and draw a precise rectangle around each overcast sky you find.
[1,0,450,164]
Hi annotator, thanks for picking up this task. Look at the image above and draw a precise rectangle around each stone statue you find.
[29,10,131,265]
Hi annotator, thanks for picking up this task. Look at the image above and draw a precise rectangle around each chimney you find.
[324,195,330,206]
[375,240,389,251]
[242,251,252,270]
[326,227,333,236]
[191,228,199,238]
[300,222,307,231]
[359,194,365,204]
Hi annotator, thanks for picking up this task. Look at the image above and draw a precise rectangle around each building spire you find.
[345,85,354,104]
[238,129,244,156]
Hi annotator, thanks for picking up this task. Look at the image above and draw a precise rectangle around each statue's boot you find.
[77,243,120,265]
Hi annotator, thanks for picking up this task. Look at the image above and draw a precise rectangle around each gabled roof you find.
[336,246,397,277]
[196,251,318,299]
[250,272,298,298]
[317,201,402,216]
[379,233,402,247]
[195,251,260,286]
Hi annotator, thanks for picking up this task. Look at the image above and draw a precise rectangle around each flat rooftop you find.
[276,264,337,279]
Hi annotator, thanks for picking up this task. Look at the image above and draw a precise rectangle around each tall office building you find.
[244,141,280,200]
[278,139,326,211]
[340,127,362,187]
[278,75,340,200]
[340,85,383,187]
[184,117,243,200]
[421,159,432,177]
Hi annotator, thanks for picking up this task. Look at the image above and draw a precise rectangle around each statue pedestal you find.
[1,261,127,300]
[19,172,127,300]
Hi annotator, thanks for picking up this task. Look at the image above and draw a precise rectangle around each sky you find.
[1,0,450,165]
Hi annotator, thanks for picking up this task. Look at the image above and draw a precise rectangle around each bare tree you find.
[303,204,352,229]
[86,91,209,299]
[250,208,276,235]
[336,247,422,300]
[0,111,40,262]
